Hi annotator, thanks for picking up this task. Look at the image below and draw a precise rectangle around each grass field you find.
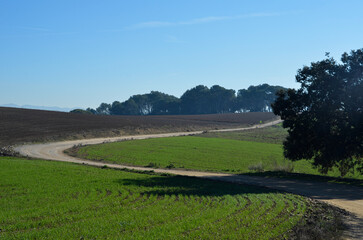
[199,123,287,144]
[75,136,284,172]
[74,135,362,181]
[0,157,316,239]
[199,125,363,183]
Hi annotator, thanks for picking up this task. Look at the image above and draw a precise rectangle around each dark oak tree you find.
[272,49,363,176]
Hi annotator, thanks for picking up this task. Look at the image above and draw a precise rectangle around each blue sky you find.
[1,0,363,109]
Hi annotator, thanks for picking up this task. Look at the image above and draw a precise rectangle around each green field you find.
[75,136,284,172]
[199,125,363,182]
[75,135,362,180]
[199,123,288,144]
[0,157,311,239]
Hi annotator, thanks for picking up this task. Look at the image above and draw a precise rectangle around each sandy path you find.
[14,119,362,239]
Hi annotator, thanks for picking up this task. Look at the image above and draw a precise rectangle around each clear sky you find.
[1,0,363,109]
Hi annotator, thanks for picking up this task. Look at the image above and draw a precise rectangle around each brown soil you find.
[0,107,277,146]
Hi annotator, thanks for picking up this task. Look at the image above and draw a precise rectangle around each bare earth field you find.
[0,107,277,146]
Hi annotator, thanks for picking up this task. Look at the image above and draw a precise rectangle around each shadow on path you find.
[203,174,363,201]
[243,171,363,187]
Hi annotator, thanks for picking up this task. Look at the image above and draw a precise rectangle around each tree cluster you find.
[272,49,363,176]
[71,84,286,116]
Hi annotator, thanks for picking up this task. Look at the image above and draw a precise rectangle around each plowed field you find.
[0,107,277,146]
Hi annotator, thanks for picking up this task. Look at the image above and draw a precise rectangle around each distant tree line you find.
[71,84,286,115]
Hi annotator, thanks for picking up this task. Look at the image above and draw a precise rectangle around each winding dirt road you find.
[14,119,363,239]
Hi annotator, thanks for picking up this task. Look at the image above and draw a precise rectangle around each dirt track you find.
[14,119,363,239]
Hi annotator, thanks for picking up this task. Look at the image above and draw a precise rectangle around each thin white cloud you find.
[127,12,284,30]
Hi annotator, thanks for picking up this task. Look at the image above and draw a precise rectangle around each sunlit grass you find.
[76,136,285,172]
[75,136,362,181]
[0,157,307,239]
[199,124,288,144]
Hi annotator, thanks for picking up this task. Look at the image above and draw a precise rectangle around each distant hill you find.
[0,104,77,112]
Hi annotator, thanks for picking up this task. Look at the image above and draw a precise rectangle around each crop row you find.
[0,157,306,239]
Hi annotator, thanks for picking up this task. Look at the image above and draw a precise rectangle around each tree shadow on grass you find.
[241,171,363,187]
[219,171,363,201]
[114,175,278,197]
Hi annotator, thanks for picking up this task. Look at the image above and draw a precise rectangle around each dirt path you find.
[14,119,362,239]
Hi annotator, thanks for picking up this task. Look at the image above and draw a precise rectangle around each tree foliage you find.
[76,83,285,116]
[272,49,363,176]
[70,109,94,114]
[236,84,285,112]
[180,85,235,114]
[108,91,180,115]
[96,103,111,115]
